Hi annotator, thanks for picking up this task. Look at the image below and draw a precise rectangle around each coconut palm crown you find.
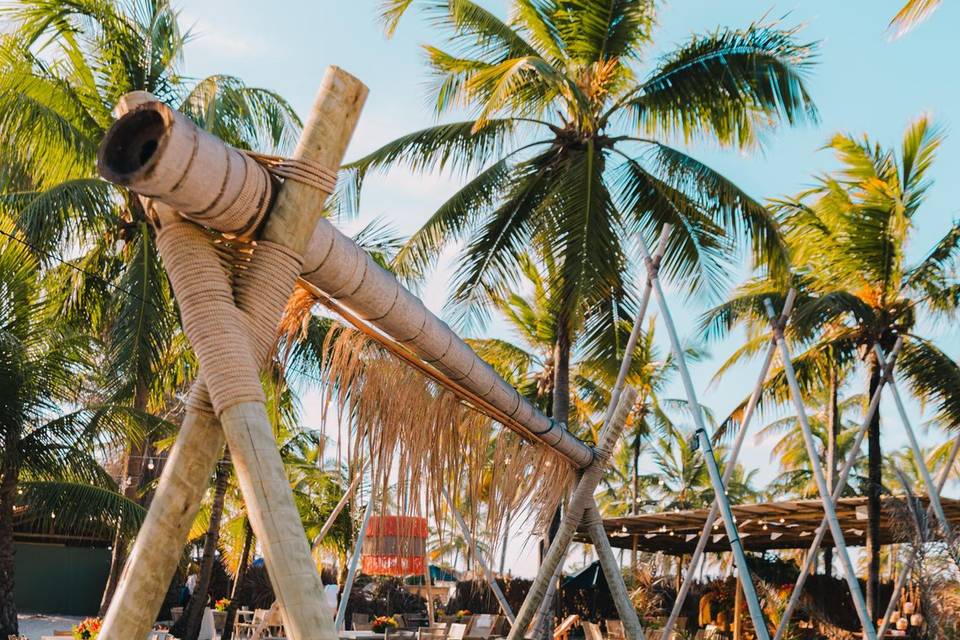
[350,0,817,430]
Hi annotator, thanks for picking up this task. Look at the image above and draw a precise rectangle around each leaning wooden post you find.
[583,501,643,640]
[97,67,367,640]
[440,486,515,623]
[505,387,638,640]
[764,298,876,640]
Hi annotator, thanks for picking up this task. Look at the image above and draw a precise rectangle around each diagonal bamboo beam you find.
[764,299,876,639]
[638,238,771,640]
[315,470,365,550]
[877,432,960,638]
[336,490,376,629]
[771,338,902,640]
[440,486,515,623]
[659,289,797,640]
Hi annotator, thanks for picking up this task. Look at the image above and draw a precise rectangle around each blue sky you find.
[175,1,960,575]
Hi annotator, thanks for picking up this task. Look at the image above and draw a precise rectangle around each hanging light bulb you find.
[147,458,155,470]
[50,512,56,519]
[762,524,768,531]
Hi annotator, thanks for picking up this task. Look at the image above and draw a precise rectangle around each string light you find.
[147,458,155,470]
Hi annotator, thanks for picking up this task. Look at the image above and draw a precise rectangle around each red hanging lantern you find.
[361,515,429,577]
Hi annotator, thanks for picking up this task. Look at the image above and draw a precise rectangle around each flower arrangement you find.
[455,609,471,621]
[371,615,398,633]
[215,597,232,612]
[72,617,102,640]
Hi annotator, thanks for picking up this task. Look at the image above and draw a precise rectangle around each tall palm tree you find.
[353,0,818,440]
[0,220,151,637]
[0,0,301,608]
[703,115,960,616]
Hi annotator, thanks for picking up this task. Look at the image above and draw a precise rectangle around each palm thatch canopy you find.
[577,496,960,555]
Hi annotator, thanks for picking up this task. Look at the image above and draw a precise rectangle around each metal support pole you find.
[336,491,375,630]
[873,344,959,563]
[764,299,876,640]
[440,485,515,623]
[660,290,796,640]
[638,238,770,640]
[877,432,960,638]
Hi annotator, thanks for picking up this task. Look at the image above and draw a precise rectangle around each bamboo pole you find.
[770,338,902,640]
[583,502,643,640]
[877,432,960,638]
[873,344,959,562]
[659,290,797,640]
[97,67,367,640]
[337,493,376,630]
[637,237,770,640]
[505,387,638,640]
[440,486,515,623]
[764,299,876,640]
[733,578,743,640]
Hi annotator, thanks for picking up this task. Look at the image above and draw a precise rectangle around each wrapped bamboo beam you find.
[97,68,367,640]
[98,103,594,469]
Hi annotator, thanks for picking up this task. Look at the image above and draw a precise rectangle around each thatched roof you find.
[576,495,960,555]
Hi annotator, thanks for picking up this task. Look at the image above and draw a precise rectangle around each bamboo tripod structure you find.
[94,65,641,640]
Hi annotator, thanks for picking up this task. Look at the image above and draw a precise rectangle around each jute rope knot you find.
[244,150,338,195]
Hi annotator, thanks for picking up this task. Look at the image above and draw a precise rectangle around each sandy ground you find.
[15,613,85,639]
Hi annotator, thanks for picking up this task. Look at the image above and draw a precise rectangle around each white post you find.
[638,238,770,640]
[315,471,364,548]
[660,290,796,640]
[771,341,901,640]
[439,485,515,623]
[336,492,376,630]
[763,299,876,640]
[877,433,960,638]
[873,344,959,561]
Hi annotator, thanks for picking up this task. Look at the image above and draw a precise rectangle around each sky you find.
[174,0,960,577]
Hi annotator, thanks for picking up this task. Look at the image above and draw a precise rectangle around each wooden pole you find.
[583,501,643,640]
[315,471,364,550]
[733,577,743,640]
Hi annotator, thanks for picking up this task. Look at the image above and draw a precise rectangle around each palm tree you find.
[352,0,818,441]
[0,220,151,637]
[703,115,960,616]
[0,0,301,608]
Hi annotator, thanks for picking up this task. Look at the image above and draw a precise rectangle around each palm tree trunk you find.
[179,452,231,640]
[0,462,20,638]
[100,379,152,615]
[865,353,883,618]
[221,520,253,640]
[823,361,839,577]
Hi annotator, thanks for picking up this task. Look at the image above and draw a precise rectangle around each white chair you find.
[448,623,468,640]
[582,622,603,640]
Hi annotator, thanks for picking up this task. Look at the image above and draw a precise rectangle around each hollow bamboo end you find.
[97,101,173,187]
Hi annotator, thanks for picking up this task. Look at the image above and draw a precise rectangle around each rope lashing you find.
[244,150,338,195]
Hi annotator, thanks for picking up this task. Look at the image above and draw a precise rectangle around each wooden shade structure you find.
[577,496,960,555]
[360,515,429,577]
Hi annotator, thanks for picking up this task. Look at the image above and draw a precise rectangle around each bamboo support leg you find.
[659,290,796,640]
[877,432,960,638]
[315,471,364,548]
[584,502,643,640]
[638,238,770,640]
[764,299,876,640]
[100,411,224,636]
[506,388,638,640]
[771,340,902,640]
[440,486,515,623]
